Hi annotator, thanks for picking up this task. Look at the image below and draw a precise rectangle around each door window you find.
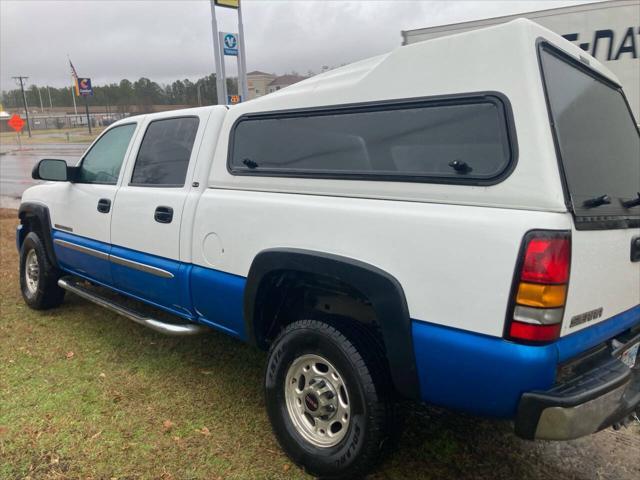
[130,117,200,187]
[77,123,137,184]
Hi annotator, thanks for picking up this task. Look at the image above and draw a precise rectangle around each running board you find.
[58,277,209,336]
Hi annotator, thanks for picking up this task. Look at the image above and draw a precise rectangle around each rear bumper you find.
[515,336,640,440]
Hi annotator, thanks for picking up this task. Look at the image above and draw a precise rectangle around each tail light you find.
[505,231,571,344]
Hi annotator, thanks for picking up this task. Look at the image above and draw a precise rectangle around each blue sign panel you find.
[223,33,238,56]
[77,77,93,96]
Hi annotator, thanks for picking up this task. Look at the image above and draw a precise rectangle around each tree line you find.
[1,74,238,113]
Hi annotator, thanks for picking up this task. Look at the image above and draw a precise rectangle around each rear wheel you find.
[265,319,393,479]
[20,231,65,310]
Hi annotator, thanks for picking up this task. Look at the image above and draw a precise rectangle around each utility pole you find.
[12,76,32,137]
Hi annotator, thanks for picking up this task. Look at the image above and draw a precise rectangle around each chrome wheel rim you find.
[25,249,40,295]
[284,353,351,448]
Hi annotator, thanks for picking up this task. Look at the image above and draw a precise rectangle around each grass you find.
[0,127,103,146]
[0,208,638,479]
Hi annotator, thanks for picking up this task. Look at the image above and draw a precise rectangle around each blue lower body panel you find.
[48,229,248,338]
[110,243,186,315]
[412,321,557,418]
[412,304,640,418]
[190,265,247,340]
[52,230,112,286]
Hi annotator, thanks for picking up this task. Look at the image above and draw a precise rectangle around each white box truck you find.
[402,0,640,121]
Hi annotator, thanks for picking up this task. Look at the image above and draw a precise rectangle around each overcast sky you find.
[1,0,596,92]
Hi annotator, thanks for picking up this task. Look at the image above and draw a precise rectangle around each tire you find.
[265,319,393,479]
[19,231,65,310]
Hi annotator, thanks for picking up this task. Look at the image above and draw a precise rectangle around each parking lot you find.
[0,142,87,200]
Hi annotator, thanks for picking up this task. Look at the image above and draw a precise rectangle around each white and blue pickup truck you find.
[16,19,640,479]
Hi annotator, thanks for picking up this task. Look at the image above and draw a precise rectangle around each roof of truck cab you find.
[108,105,227,129]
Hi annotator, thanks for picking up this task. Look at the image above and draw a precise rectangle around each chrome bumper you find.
[515,345,640,440]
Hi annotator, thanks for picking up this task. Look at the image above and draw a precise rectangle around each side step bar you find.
[58,277,209,336]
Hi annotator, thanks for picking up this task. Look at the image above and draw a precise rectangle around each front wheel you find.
[265,319,393,479]
[19,231,65,310]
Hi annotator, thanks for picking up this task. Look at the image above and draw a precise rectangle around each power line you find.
[12,76,32,137]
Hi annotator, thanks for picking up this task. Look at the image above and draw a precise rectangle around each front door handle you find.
[97,198,111,213]
[154,206,174,224]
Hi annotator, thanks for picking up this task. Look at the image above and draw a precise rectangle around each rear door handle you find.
[154,206,174,224]
[97,198,111,213]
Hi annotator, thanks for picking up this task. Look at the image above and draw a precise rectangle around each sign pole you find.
[237,0,248,99]
[84,96,92,135]
[210,1,226,105]
[236,52,242,98]
[219,32,229,101]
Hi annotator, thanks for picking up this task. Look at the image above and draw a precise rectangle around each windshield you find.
[540,45,640,224]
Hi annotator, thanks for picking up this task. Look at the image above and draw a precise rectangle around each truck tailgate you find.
[562,227,640,336]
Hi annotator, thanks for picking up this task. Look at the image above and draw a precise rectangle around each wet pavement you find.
[0,143,87,199]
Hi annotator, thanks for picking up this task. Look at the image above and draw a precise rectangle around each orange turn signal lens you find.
[516,282,567,308]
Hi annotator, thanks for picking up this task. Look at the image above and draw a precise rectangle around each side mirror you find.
[32,159,69,181]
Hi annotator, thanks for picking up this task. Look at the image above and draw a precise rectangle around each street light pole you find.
[12,76,32,137]
[47,86,53,111]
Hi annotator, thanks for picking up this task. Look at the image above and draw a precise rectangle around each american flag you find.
[69,59,79,80]
[69,58,79,95]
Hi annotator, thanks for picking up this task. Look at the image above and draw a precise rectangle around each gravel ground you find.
[389,405,640,480]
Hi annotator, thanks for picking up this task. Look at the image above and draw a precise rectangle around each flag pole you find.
[68,55,78,115]
[70,79,78,115]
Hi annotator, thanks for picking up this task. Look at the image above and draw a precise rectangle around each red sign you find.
[7,114,25,132]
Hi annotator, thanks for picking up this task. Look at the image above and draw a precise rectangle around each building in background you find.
[402,0,640,120]
[267,74,308,94]
[0,105,11,133]
[247,71,276,99]
[247,71,308,99]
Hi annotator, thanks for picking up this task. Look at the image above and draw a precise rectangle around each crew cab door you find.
[51,122,138,285]
[110,114,204,315]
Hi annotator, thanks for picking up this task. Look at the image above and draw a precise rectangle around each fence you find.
[28,113,129,131]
